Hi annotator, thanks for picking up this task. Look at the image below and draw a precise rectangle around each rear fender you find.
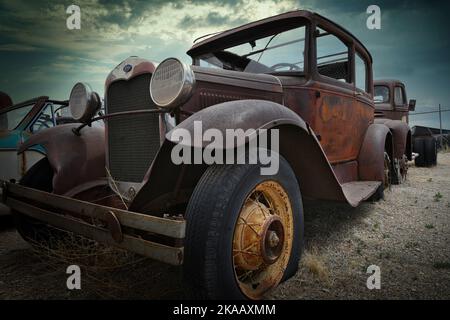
[18,124,105,194]
[130,100,349,213]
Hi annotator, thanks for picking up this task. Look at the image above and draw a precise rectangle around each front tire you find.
[183,155,304,299]
[13,158,66,246]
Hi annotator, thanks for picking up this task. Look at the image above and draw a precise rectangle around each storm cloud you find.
[0,0,449,128]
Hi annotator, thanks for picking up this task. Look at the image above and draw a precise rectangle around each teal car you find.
[0,96,73,184]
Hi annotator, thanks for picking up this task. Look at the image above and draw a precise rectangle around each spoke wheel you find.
[183,155,304,300]
[232,181,293,299]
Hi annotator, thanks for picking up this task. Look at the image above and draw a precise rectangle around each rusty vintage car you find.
[373,79,414,182]
[374,79,436,168]
[0,10,412,299]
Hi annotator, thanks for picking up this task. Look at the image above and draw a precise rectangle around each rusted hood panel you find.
[18,124,106,195]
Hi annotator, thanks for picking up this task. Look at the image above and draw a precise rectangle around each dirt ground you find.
[0,153,449,300]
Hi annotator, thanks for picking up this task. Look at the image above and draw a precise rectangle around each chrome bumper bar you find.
[0,181,185,265]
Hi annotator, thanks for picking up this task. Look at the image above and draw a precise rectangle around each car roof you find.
[187,10,372,62]
[374,79,404,87]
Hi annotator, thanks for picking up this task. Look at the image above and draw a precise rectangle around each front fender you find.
[18,124,105,194]
[130,100,355,213]
[166,100,309,148]
[375,119,411,160]
[358,123,393,182]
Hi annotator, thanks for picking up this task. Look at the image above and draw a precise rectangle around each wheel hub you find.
[232,180,294,300]
[233,202,285,271]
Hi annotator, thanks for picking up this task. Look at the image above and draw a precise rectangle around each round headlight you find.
[150,58,195,108]
[69,82,101,123]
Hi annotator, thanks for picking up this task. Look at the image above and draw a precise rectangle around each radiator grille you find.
[106,74,160,182]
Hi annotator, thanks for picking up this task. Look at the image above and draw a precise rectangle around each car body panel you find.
[18,123,106,195]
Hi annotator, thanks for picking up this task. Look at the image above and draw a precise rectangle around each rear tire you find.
[414,137,426,167]
[183,155,304,299]
[424,136,437,166]
[414,137,437,167]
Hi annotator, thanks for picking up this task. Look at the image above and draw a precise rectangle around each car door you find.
[311,25,373,165]
[393,85,409,122]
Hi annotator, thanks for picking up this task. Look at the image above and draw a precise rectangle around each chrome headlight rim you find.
[150,57,195,109]
[69,82,101,123]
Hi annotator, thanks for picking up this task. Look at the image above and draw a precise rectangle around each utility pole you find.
[439,104,443,148]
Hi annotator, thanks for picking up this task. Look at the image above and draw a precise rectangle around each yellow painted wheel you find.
[184,156,303,299]
[232,180,294,299]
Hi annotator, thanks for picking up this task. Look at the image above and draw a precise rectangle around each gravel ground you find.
[0,153,449,300]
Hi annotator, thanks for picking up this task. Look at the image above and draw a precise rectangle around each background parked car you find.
[0,92,13,110]
[0,96,76,185]
[374,79,439,167]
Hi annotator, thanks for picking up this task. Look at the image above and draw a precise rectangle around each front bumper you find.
[0,181,185,266]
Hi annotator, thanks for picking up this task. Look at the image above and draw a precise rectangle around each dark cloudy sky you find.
[0,0,449,128]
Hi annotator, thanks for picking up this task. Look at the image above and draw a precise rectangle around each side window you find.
[355,53,367,92]
[31,104,55,133]
[394,86,405,106]
[316,27,350,83]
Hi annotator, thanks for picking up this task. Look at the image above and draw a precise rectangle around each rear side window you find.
[355,53,368,92]
[394,86,405,105]
[316,27,350,83]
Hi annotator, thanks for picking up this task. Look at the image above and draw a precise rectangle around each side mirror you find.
[409,99,416,111]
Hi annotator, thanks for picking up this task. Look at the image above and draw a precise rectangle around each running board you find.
[341,181,381,207]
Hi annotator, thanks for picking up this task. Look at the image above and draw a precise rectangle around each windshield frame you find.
[191,17,311,76]
[0,97,50,132]
[0,104,35,131]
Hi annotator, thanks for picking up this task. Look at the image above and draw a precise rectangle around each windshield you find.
[0,104,34,131]
[197,25,306,74]
[374,85,390,103]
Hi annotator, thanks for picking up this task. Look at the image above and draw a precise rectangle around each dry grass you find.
[28,229,148,298]
[302,246,330,283]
